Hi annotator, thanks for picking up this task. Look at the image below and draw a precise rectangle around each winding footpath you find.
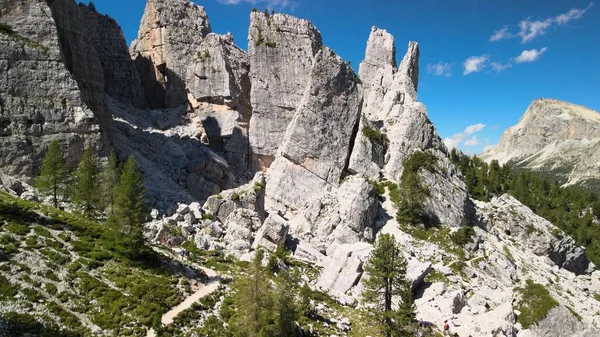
[146,249,220,337]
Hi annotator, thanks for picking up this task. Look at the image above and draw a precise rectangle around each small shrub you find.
[503,245,515,262]
[21,287,44,302]
[450,226,475,246]
[515,279,559,329]
[33,226,52,238]
[25,235,41,248]
[0,23,14,36]
[6,222,29,235]
[0,275,18,299]
[45,282,58,294]
[230,192,240,201]
[361,126,386,147]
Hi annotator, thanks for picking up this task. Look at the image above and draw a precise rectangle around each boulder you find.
[316,243,373,299]
[252,213,289,251]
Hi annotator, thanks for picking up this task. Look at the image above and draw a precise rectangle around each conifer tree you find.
[230,249,277,337]
[102,150,120,214]
[276,272,299,336]
[362,234,416,337]
[71,147,102,219]
[105,155,146,258]
[36,140,69,208]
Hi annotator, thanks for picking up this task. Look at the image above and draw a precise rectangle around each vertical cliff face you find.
[79,4,147,108]
[0,0,102,179]
[247,12,323,170]
[47,0,111,129]
[130,0,212,109]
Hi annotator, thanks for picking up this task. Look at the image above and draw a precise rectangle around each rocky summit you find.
[481,98,600,191]
[1,1,600,336]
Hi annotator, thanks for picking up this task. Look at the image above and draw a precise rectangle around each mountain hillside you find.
[2,1,600,336]
[481,98,600,191]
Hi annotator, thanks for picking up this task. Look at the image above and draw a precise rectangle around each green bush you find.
[362,126,387,148]
[45,282,57,294]
[0,274,18,299]
[21,287,44,302]
[515,279,558,328]
[6,222,29,235]
[0,23,14,36]
[33,226,52,238]
[450,226,475,246]
[231,192,240,201]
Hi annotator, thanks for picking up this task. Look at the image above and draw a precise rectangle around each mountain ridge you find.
[481,98,600,190]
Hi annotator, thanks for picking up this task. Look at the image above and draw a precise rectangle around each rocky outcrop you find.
[523,305,600,337]
[47,0,111,129]
[109,98,234,208]
[481,99,600,190]
[131,0,252,176]
[475,194,592,275]
[130,0,211,108]
[0,0,103,179]
[79,4,147,107]
[247,11,323,170]
[190,33,251,176]
[265,47,361,208]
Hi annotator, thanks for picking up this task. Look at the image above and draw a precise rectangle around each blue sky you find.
[92,0,599,154]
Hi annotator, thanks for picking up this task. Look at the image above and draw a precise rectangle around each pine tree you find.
[230,249,277,337]
[105,155,147,258]
[71,147,102,219]
[276,272,299,336]
[299,283,314,318]
[362,234,416,337]
[36,140,69,208]
[102,150,120,214]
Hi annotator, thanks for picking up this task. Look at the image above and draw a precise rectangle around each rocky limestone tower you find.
[130,0,212,109]
[350,27,471,227]
[247,11,323,170]
[0,0,105,179]
[481,98,600,189]
[131,0,252,176]
[264,48,378,254]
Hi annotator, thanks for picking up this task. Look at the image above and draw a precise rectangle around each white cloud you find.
[518,18,553,42]
[427,62,452,77]
[464,136,480,147]
[489,27,513,41]
[489,3,594,43]
[443,123,487,150]
[514,47,548,63]
[556,2,595,25]
[463,55,489,75]
[218,0,298,10]
[490,61,512,72]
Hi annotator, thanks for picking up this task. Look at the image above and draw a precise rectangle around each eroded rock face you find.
[475,194,591,275]
[524,305,600,337]
[80,4,147,108]
[247,11,323,170]
[0,0,103,180]
[131,0,251,176]
[130,0,211,108]
[266,48,362,208]
[358,27,397,122]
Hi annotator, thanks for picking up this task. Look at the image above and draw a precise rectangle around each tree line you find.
[450,148,600,265]
[35,140,147,258]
